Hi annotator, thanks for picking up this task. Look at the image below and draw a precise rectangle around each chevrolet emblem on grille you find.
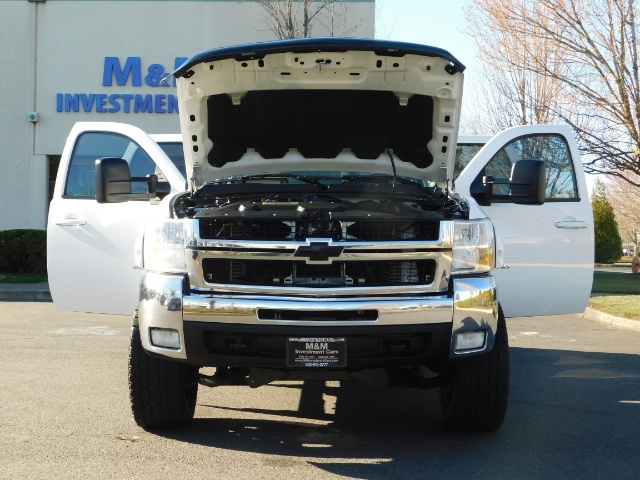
[294,242,344,263]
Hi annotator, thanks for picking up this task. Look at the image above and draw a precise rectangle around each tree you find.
[249,0,361,39]
[592,178,623,263]
[465,0,640,186]
[464,0,567,133]
[604,173,640,252]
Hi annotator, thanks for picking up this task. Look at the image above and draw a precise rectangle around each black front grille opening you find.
[345,261,436,286]
[204,332,261,357]
[346,221,440,241]
[199,219,294,240]
[202,259,437,287]
[258,309,378,321]
[225,337,255,351]
[199,218,440,241]
[380,337,420,352]
[203,260,294,286]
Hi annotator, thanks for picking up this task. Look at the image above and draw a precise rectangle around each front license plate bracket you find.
[286,337,346,368]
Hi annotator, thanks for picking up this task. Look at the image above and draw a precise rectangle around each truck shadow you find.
[155,347,640,479]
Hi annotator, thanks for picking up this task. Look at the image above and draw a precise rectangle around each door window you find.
[473,134,579,201]
[64,132,162,198]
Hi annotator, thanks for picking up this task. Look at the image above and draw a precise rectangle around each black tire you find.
[439,306,510,432]
[128,327,199,428]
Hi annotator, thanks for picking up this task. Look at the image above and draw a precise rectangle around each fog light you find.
[150,328,181,350]
[455,331,486,352]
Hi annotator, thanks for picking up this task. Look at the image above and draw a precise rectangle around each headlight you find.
[452,219,494,274]
[142,218,192,273]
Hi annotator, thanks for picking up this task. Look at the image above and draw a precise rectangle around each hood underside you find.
[174,38,465,187]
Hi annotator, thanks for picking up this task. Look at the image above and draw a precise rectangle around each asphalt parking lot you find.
[1,301,639,479]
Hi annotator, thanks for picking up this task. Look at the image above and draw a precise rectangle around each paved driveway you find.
[1,302,639,479]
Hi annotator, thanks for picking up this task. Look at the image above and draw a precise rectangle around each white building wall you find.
[0,2,45,229]
[0,0,375,230]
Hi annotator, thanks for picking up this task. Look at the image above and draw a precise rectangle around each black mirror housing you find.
[95,158,172,203]
[509,159,546,205]
[95,157,132,204]
[147,176,171,196]
[470,175,494,206]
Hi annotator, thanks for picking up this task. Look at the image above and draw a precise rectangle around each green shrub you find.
[0,229,47,274]
[592,180,623,264]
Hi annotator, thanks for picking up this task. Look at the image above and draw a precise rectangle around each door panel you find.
[455,125,594,317]
[49,199,151,314]
[47,123,182,315]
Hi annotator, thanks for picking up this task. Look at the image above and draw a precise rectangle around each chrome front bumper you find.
[136,271,497,364]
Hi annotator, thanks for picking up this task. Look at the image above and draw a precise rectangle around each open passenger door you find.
[454,125,594,317]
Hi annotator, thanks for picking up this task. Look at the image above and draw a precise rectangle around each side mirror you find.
[470,175,494,207]
[147,176,171,197]
[95,157,131,204]
[509,159,546,205]
[95,158,172,204]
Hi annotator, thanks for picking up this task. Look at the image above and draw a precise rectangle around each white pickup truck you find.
[47,38,594,432]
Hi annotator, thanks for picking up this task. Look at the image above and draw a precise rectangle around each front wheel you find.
[129,327,199,428]
[439,306,510,432]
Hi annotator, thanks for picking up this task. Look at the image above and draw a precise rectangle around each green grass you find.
[0,273,48,284]
[589,295,640,320]
[591,271,640,294]
[589,271,640,320]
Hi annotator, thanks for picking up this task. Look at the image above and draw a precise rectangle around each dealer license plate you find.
[286,337,346,368]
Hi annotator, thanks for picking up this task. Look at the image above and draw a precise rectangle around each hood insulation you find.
[207,90,434,169]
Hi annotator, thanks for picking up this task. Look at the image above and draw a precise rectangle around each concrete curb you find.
[0,282,52,302]
[582,307,640,332]
[0,289,52,301]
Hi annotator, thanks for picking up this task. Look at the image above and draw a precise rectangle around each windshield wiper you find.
[341,174,426,189]
[236,173,329,190]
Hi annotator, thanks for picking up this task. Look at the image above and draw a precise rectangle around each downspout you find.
[29,0,46,154]
[29,0,46,225]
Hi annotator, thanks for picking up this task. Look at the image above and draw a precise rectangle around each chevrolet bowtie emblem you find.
[294,242,344,263]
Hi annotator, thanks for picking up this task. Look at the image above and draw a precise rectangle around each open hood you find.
[174,38,465,188]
